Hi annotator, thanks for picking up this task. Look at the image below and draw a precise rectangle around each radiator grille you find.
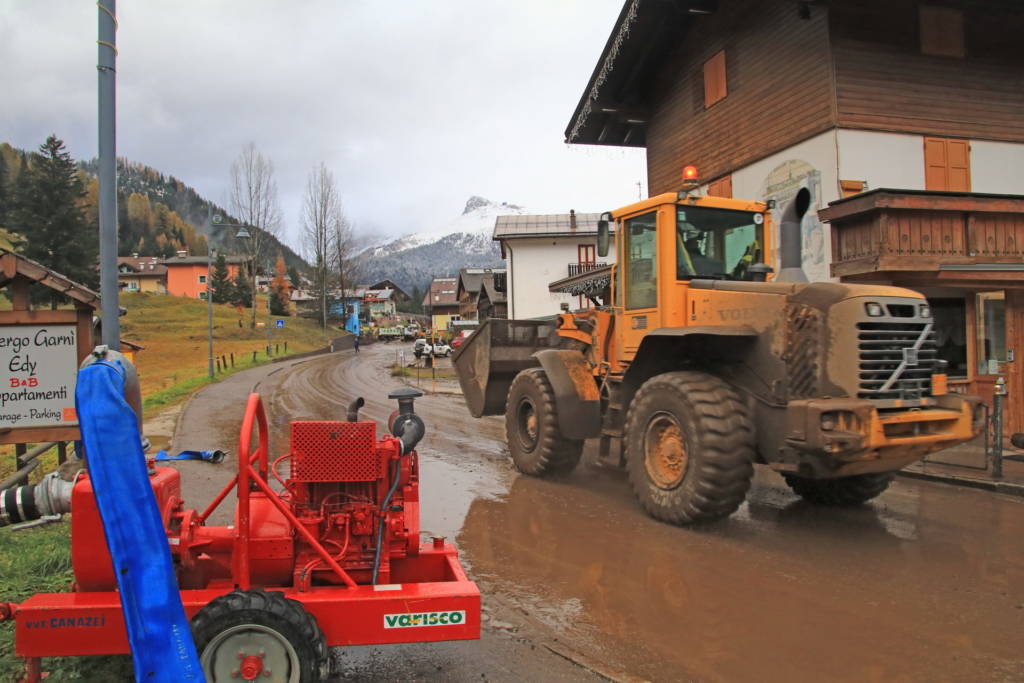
[290,421,380,482]
[857,322,936,400]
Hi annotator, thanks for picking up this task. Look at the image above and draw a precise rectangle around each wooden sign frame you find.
[0,251,99,445]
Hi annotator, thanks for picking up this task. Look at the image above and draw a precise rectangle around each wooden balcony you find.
[819,190,1024,280]
[567,262,608,277]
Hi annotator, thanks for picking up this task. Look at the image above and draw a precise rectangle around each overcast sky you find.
[1,1,646,251]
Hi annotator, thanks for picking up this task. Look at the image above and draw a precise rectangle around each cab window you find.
[676,206,763,280]
[625,212,658,309]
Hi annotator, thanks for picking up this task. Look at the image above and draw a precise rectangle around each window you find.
[976,291,1006,375]
[127,281,139,291]
[676,205,763,280]
[703,50,727,108]
[198,291,207,300]
[924,137,971,191]
[707,175,732,198]
[625,212,658,310]
[198,274,207,284]
[920,5,965,58]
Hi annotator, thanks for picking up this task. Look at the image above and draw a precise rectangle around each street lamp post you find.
[206,207,216,378]
[211,214,257,366]
[233,228,273,356]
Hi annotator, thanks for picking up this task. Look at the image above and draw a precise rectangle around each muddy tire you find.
[782,472,894,506]
[624,371,754,525]
[505,368,584,476]
[191,588,330,682]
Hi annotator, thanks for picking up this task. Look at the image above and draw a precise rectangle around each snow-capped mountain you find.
[358,197,528,293]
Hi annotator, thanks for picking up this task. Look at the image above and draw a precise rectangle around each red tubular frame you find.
[203,393,356,590]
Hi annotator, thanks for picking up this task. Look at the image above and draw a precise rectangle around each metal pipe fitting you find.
[0,471,75,529]
[347,397,365,422]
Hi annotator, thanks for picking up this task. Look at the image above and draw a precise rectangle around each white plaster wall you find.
[507,237,616,319]
[837,129,926,191]
[970,140,1024,194]
[729,129,840,282]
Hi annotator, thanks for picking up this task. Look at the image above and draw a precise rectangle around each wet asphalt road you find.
[172,345,1024,682]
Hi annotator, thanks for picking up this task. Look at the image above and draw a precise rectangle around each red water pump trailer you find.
[0,388,480,682]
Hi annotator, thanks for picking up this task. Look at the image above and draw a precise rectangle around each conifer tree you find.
[0,153,8,228]
[210,252,233,304]
[231,266,253,308]
[11,136,97,306]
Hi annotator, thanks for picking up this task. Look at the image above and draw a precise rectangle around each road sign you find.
[275,320,285,329]
[0,324,80,428]
[212,214,223,224]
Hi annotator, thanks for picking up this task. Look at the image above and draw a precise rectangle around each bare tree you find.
[229,142,282,328]
[301,163,341,329]
[332,213,364,321]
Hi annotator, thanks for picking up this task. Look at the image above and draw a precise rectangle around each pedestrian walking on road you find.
[353,335,360,354]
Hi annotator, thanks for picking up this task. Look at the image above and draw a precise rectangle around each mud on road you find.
[170,344,1024,682]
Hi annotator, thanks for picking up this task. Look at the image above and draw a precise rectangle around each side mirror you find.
[597,213,611,258]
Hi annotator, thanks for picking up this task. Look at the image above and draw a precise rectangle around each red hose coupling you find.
[0,602,17,622]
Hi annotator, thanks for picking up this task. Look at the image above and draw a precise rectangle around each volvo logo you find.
[902,348,919,366]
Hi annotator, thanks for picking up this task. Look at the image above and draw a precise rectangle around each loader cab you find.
[607,193,773,358]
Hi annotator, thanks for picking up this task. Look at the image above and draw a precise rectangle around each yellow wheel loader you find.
[453,187,981,525]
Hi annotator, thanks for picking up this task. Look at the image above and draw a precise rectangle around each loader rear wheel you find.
[782,472,894,506]
[192,588,329,683]
[625,371,754,525]
[505,368,584,476]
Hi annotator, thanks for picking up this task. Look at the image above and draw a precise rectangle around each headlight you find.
[820,413,837,431]
[920,304,931,318]
[865,302,884,317]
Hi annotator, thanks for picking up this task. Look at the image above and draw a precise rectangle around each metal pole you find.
[992,377,1006,480]
[207,208,214,378]
[97,0,119,348]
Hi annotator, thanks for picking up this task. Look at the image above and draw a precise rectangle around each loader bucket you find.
[452,318,558,417]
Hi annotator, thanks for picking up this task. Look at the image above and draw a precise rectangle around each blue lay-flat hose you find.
[75,361,203,682]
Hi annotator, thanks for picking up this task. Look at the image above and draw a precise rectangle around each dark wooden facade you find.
[831,1,1024,143]
[646,0,835,194]
[569,0,1024,195]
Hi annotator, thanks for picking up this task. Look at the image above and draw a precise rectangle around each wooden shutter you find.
[920,6,965,58]
[703,51,727,108]
[840,180,866,198]
[924,137,971,192]
[707,175,733,198]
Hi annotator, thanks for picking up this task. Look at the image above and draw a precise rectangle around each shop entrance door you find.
[974,290,1018,436]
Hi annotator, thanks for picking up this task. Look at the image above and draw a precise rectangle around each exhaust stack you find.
[776,187,812,283]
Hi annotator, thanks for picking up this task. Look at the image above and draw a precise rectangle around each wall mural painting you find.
[758,159,831,282]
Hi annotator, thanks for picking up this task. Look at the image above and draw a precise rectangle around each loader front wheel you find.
[782,472,894,506]
[192,588,330,683]
[625,371,754,525]
[505,368,584,476]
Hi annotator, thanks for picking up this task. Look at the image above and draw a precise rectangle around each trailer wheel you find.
[192,589,330,683]
[505,368,584,475]
[782,472,894,506]
[625,371,754,525]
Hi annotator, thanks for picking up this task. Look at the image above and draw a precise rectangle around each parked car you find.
[412,338,429,358]
[432,343,452,357]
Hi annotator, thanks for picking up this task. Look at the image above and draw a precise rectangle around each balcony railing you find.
[819,191,1024,278]
[567,262,608,277]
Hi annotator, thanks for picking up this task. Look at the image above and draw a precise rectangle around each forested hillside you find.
[0,142,306,271]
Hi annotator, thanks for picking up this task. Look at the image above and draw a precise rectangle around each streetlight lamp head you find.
[235,227,251,239]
